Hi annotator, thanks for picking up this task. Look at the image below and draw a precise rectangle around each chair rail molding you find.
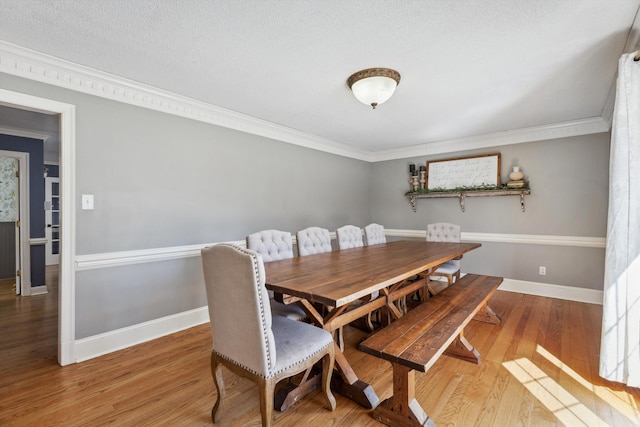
[75,230,605,273]
[385,229,606,248]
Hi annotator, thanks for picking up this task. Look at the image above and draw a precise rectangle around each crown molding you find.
[0,41,612,164]
[369,117,611,162]
[0,41,370,162]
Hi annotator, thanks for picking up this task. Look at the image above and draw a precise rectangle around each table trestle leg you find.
[372,363,436,427]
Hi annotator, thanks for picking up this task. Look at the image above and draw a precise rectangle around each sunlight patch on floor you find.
[503,357,608,426]
[536,344,640,425]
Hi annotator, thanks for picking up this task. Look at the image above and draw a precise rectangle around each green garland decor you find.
[405,182,529,196]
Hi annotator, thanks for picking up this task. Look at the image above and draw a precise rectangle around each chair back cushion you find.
[426,223,461,243]
[201,243,276,378]
[427,223,461,268]
[296,227,332,256]
[246,229,294,262]
[336,225,364,250]
[364,223,386,245]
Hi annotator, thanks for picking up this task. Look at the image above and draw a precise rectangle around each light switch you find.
[82,194,94,210]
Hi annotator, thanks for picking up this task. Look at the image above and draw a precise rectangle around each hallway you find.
[0,266,58,374]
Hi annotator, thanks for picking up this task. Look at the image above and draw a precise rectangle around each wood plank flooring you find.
[1,273,639,426]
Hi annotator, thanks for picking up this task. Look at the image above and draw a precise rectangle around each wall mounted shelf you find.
[406,188,531,213]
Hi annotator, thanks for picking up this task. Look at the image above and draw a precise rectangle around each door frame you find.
[0,88,76,366]
[0,150,29,295]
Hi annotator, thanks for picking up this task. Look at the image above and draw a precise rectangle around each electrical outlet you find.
[539,266,546,275]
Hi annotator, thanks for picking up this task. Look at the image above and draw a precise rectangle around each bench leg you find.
[473,303,501,325]
[444,330,481,364]
[372,364,436,427]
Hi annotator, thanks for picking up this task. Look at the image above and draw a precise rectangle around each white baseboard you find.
[71,276,602,363]
[74,306,210,362]
[435,274,603,305]
[498,278,603,305]
[30,285,48,295]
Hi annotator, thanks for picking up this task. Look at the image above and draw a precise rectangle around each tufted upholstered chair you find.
[364,223,386,246]
[426,222,462,295]
[336,225,364,250]
[296,227,349,345]
[201,243,336,427]
[336,225,380,331]
[296,227,332,256]
[246,229,294,261]
[246,230,306,321]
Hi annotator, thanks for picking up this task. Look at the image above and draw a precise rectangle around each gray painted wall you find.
[371,133,610,290]
[2,72,610,339]
[2,74,371,337]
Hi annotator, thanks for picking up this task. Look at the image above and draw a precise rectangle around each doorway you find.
[0,151,30,296]
[0,156,18,292]
[0,88,76,366]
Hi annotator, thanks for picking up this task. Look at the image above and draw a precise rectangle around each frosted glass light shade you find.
[347,68,401,109]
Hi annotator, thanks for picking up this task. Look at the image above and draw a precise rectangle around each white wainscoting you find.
[72,230,604,362]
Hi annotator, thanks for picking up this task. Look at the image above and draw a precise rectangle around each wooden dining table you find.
[264,239,482,410]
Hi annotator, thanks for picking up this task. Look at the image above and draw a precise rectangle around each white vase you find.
[509,166,524,181]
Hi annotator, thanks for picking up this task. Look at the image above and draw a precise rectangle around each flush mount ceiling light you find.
[347,68,401,109]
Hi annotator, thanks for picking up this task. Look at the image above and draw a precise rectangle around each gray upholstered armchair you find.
[336,225,364,249]
[201,243,336,427]
[296,226,332,256]
[426,222,462,295]
[246,229,306,321]
[364,223,386,246]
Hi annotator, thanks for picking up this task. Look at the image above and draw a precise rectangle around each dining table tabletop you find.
[264,239,482,409]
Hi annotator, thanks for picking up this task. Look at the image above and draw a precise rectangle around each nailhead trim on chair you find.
[213,340,332,379]
[272,341,333,376]
[217,243,275,374]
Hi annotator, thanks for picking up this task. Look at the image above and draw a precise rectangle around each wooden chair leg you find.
[322,350,337,411]
[258,378,275,427]
[211,354,225,423]
[365,312,375,331]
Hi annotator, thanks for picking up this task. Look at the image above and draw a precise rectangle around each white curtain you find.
[600,52,640,387]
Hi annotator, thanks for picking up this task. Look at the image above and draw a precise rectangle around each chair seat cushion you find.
[271,316,334,376]
[270,299,307,321]
[434,261,460,275]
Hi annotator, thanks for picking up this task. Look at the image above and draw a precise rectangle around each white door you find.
[45,177,60,265]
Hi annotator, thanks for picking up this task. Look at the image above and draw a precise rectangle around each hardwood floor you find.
[1,276,639,426]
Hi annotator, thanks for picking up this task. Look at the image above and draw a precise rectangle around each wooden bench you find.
[358,274,503,427]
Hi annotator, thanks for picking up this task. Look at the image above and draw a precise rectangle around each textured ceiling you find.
[1,0,639,154]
